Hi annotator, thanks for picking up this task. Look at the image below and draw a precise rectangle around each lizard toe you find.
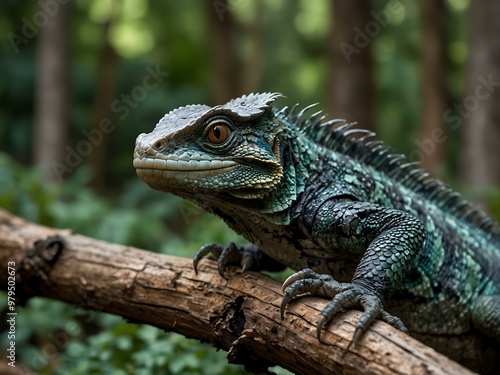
[379,310,408,333]
[280,277,327,319]
[193,242,256,278]
[193,243,223,275]
[318,286,407,345]
[281,268,346,319]
[282,268,334,292]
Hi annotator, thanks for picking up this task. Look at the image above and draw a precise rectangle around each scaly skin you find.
[134,93,500,373]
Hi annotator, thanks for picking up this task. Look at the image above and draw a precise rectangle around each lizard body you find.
[134,93,500,373]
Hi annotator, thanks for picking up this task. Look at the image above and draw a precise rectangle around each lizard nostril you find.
[153,140,166,151]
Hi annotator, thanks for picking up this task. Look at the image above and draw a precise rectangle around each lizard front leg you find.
[282,200,426,342]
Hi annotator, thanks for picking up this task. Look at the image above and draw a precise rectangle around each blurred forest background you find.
[1,0,500,374]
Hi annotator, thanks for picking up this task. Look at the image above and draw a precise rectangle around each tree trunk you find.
[241,0,265,94]
[33,0,72,182]
[0,209,474,375]
[419,0,447,175]
[206,0,242,104]
[88,14,119,194]
[327,0,374,131]
[461,1,500,202]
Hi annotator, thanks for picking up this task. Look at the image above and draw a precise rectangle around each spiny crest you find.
[224,92,283,118]
[280,101,500,240]
[152,92,283,140]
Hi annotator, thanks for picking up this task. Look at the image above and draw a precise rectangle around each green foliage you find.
[0,153,54,225]
[56,322,247,375]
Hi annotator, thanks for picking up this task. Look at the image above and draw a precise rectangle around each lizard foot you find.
[280,268,407,344]
[193,242,258,278]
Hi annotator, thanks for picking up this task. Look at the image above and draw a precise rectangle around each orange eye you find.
[207,123,230,144]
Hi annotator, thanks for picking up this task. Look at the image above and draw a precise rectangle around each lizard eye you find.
[207,121,231,144]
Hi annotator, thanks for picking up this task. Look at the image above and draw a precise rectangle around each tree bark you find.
[0,209,474,375]
[33,0,72,182]
[461,1,500,198]
[419,0,447,175]
[327,0,374,131]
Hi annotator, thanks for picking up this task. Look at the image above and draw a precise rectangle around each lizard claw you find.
[193,242,255,278]
[281,268,407,344]
[282,268,334,292]
[280,269,336,319]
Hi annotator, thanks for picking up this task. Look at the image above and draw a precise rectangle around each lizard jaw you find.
[133,157,238,180]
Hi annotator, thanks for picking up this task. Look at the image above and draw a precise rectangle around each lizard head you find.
[133,93,285,200]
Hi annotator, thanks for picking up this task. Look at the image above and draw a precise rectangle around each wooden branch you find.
[0,209,475,375]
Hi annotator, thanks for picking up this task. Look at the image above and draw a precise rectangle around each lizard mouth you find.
[133,157,238,180]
